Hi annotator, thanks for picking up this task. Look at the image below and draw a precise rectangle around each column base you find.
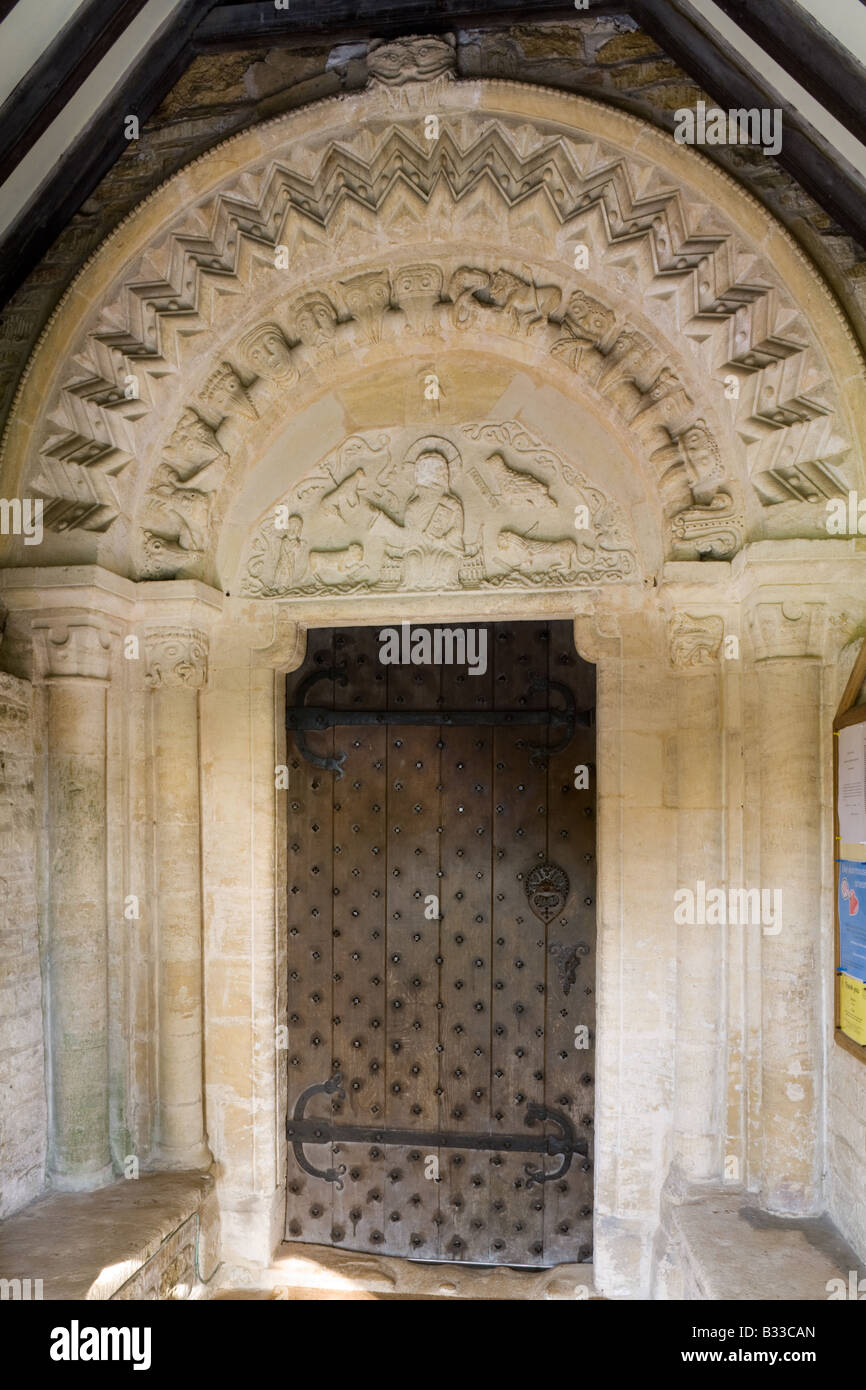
[50,1161,115,1193]
[155,1141,213,1172]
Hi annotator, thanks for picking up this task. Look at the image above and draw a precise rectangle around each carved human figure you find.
[272,513,308,591]
[293,292,339,349]
[370,448,467,588]
[551,289,616,371]
[651,417,725,505]
[239,322,298,385]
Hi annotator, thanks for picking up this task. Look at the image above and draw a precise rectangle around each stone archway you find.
[2,35,866,1298]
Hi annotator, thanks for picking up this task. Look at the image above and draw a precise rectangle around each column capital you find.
[143,626,209,690]
[745,600,829,662]
[32,614,115,682]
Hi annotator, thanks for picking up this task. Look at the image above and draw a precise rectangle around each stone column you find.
[748,600,825,1214]
[34,618,114,1190]
[145,627,212,1170]
[667,611,726,1180]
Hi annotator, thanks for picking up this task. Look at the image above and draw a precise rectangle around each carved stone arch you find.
[1,78,863,585]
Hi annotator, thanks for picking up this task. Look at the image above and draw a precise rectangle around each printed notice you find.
[840,972,866,1047]
[839,861,866,982]
[838,723,866,845]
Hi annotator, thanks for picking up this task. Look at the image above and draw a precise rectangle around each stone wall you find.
[828,1049,866,1263]
[0,670,46,1217]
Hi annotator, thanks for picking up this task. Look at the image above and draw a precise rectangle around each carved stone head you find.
[367,34,456,86]
[239,323,296,382]
[413,450,450,490]
[681,419,723,488]
[566,290,615,344]
[163,408,223,468]
[293,293,338,346]
[199,361,258,420]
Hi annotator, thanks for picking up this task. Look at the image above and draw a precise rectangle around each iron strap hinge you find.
[288,1074,587,1190]
[286,666,590,777]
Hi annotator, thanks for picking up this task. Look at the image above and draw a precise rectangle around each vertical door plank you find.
[285,631,336,1246]
[438,624,493,1264]
[331,624,388,1254]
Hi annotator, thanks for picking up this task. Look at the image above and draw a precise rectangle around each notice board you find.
[834,635,866,1060]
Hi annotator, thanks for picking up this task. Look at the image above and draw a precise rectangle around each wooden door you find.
[284,620,595,1266]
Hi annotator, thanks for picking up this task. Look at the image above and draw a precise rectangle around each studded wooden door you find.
[284,620,595,1266]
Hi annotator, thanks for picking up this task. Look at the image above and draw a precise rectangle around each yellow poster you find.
[840,972,866,1046]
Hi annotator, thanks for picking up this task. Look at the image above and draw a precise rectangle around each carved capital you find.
[746,601,828,662]
[33,619,113,682]
[144,627,208,690]
[668,612,724,667]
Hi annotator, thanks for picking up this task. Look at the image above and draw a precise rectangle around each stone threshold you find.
[657,1182,866,1300]
[213,1240,601,1300]
[0,1171,215,1300]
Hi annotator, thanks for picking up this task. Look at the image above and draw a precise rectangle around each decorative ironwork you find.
[288,1074,586,1190]
[287,665,587,777]
[526,862,570,923]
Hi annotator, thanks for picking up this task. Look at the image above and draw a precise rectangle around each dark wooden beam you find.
[194,0,624,49]
[0,0,145,187]
[630,0,866,245]
[713,0,866,146]
[0,0,210,310]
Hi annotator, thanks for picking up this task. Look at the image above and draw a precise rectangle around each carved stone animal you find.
[496,530,578,574]
[308,543,364,585]
[488,269,561,333]
[485,453,555,508]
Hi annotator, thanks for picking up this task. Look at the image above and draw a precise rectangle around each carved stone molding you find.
[144,628,208,690]
[746,601,828,662]
[10,87,857,582]
[32,619,113,682]
[251,610,307,672]
[573,609,622,665]
[668,612,725,667]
